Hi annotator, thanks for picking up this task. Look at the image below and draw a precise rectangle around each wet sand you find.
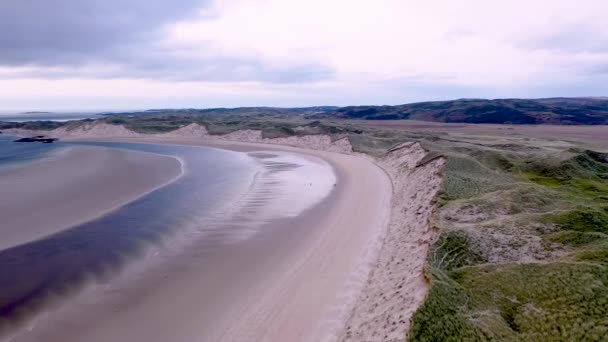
[8,139,392,342]
[0,145,183,250]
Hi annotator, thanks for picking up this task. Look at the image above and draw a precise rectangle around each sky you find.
[1,0,607,111]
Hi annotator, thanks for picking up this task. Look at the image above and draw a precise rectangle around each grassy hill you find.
[406,133,608,341]
[312,98,608,125]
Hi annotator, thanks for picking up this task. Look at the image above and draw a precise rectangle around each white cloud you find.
[169,0,608,84]
[1,0,608,109]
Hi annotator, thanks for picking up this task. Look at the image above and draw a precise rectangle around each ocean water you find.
[0,135,66,169]
[0,112,101,122]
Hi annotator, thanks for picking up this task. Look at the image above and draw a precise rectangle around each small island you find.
[14,136,58,143]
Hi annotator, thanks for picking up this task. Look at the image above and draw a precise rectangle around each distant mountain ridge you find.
[311,97,608,125]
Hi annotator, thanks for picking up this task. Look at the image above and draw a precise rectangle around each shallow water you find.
[0,135,66,169]
[0,141,257,330]
[0,112,100,122]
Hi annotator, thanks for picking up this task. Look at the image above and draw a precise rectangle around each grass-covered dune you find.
[100,114,362,137]
[407,132,608,341]
[0,113,365,140]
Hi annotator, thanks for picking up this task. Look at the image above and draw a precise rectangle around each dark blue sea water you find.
[0,139,257,328]
[0,135,66,169]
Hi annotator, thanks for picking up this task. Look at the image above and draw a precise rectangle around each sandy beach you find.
[0,145,183,251]
[2,122,445,341]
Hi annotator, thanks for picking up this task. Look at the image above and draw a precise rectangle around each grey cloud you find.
[582,62,608,76]
[0,0,335,83]
[520,22,608,54]
[9,51,334,83]
[110,50,334,83]
[0,0,206,65]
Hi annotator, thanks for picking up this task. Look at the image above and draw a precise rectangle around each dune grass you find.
[409,133,608,342]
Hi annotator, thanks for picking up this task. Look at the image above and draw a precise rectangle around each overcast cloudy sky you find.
[1,0,607,110]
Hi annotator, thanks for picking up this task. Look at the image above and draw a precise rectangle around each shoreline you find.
[0,144,184,251]
[8,136,393,342]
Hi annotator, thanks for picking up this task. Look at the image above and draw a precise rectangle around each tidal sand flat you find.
[0,142,256,336]
[0,143,183,250]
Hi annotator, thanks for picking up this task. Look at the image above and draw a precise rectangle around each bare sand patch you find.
[340,142,445,342]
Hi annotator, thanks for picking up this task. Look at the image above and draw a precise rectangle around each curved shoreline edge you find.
[6,123,446,341]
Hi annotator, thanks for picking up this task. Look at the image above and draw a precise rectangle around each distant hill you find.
[19,111,55,114]
[113,98,608,125]
[107,106,340,117]
[5,98,607,127]
[311,97,608,125]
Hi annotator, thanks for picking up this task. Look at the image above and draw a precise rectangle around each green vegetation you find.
[438,155,512,202]
[104,115,209,133]
[552,207,608,234]
[409,132,608,341]
[410,262,608,341]
[94,112,366,139]
[408,269,482,341]
[431,230,487,271]
[451,262,608,341]
[549,231,605,247]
